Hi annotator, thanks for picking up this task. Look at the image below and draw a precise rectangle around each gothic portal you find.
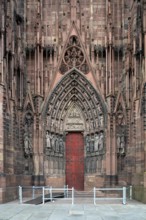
[0,0,146,203]
[43,68,107,189]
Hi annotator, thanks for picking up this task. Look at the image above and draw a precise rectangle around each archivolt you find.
[44,69,107,134]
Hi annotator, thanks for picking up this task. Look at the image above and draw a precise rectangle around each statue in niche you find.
[99,132,104,151]
[117,134,125,155]
[86,122,90,131]
[85,135,90,152]
[24,131,32,156]
[51,134,56,151]
[95,118,99,128]
[59,136,64,153]
[55,135,60,152]
[46,131,52,148]
[116,111,125,125]
[94,133,100,151]
[90,135,94,152]
[99,114,104,127]
[24,121,32,157]
[90,121,94,130]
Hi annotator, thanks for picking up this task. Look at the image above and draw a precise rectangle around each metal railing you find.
[93,186,132,205]
[18,185,74,205]
[126,185,133,200]
[18,185,44,204]
[18,185,132,205]
[42,186,74,205]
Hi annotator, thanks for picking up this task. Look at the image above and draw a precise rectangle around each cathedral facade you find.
[0,0,146,203]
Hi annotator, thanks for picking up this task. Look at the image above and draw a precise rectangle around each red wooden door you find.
[66,132,84,190]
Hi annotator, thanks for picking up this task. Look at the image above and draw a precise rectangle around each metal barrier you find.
[18,185,74,205]
[126,185,133,200]
[93,186,132,205]
[64,185,69,198]
[19,185,132,205]
[18,185,46,204]
[42,186,74,205]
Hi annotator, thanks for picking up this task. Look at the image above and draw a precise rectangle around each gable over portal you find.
[49,23,101,95]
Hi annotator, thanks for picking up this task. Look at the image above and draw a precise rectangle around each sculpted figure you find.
[94,133,100,151]
[90,135,94,152]
[55,135,59,152]
[119,136,125,154]
[24,132,32,156]
[117,134,125,155]
[99,132,104,150]
[59,136,64,153]
[86,135,90,152]
[51,134,56,151]
[99,114,104,127]
[46,131,51,148]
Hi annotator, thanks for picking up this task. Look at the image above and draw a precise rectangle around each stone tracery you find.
[60,35,89,74]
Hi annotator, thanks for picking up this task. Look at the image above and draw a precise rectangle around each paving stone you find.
[0,200,146,220]
[9,214,32,220]
[102,216,120,220]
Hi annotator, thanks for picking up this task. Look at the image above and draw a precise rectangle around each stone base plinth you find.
[45,175,65,187]
[104,175,118,186]
[0,174,32,203]
[84,174,105,190]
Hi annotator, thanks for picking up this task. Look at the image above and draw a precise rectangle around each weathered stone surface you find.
[0,0,146,203]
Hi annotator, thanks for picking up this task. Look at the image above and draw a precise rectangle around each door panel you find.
[65,132,84,190]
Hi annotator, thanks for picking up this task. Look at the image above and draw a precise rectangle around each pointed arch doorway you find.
[44,69,107,190]
[65,132,84,190]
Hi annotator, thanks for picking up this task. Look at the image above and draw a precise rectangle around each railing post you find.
[64,185,66,198]
[130,186,132,200]
[42,187,45,204]
[93,187,96,205]
[123,187,126,205]
[50,186,52,202]
[32,186,35,199]
[72,187,74,205]
[67,185,68,198]
[19,186,23,204]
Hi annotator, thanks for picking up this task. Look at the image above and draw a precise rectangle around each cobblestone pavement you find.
[0,200,146,220]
